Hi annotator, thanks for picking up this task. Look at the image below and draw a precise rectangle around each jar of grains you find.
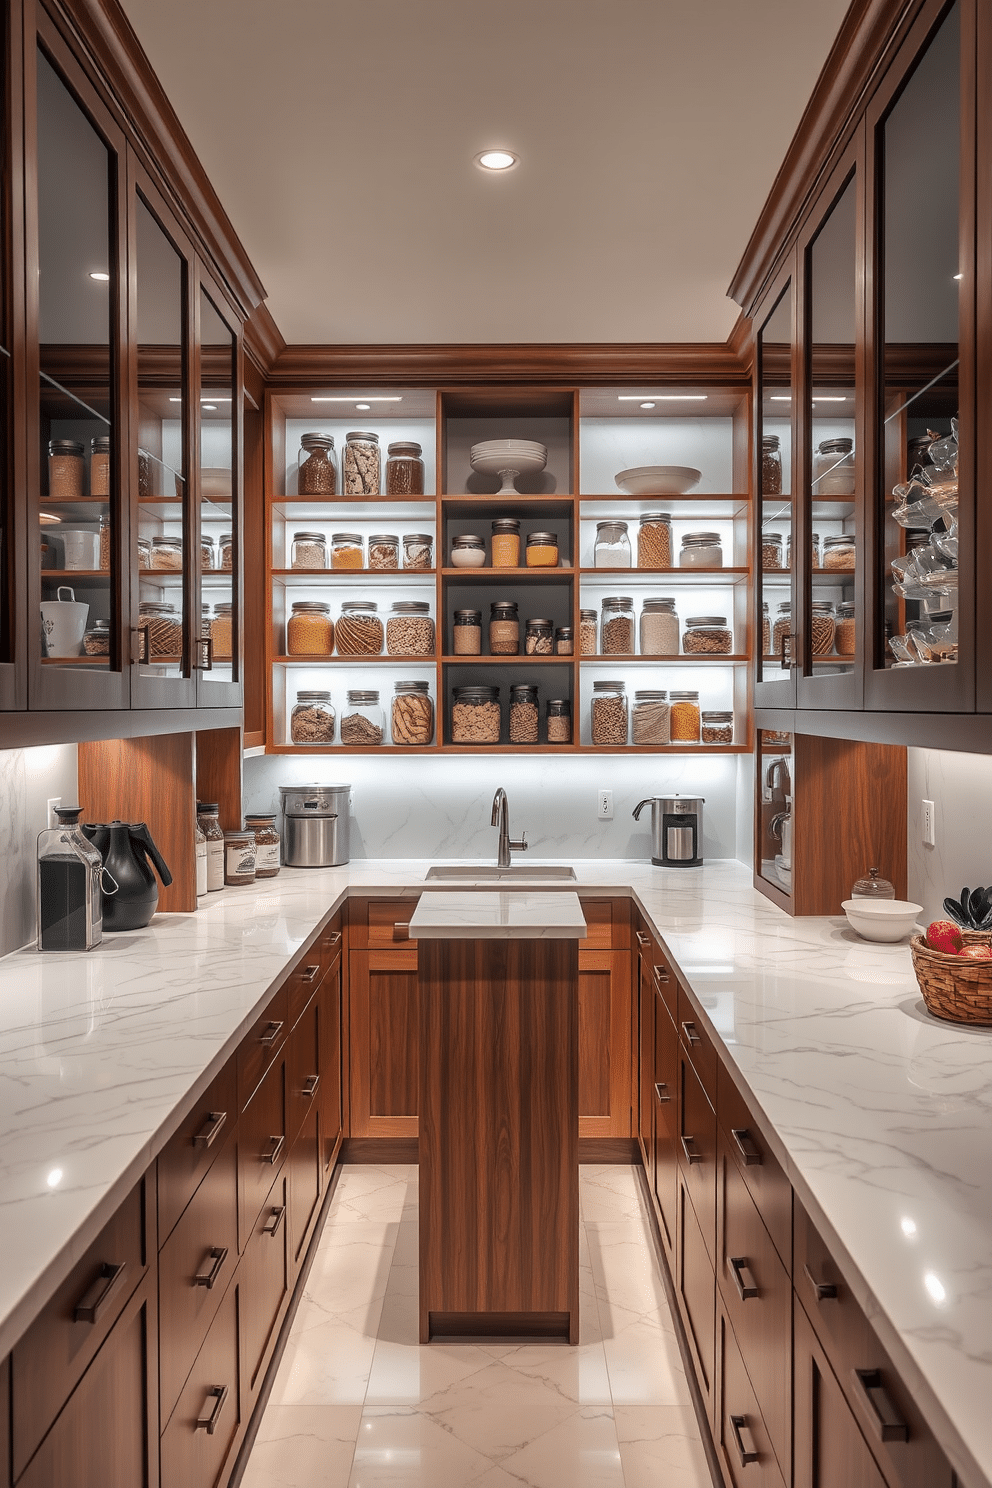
[591,680,628,746]
[403,532,434,570]
[336,600,383,656]
[137,449,154,499]
[138,600,181,658]
[297,433,336,495]
[291,690,335,744]
[291,531,328,569]
[452,685,501,744]
[509,684,540,743]
[546,698,572,743]
[639,597,679,656]
[368,533,400,570]
[772,602,793,663]
[245,814,281,878]
[683,615,733,655]
[489,601,519,655]
[287,600,334,656]
[822,533,855,570]
[811,600,836,656]
[579,609,598,655]
[332,531,364,569]
[835,600,856,656]
[669,690,701,742]
[785,532,820,569]
[385,441,424,495]
[813,437,855,495]
[201,535,216,571]
[343,431,380,496]
[341,690,385,746]
[223,829,256,885]
[594,521,631,568]
[453,608,482,655]
[391,680,434,745]
[762,602,771,657]
[525,531,559,567]
[761,435,782,496]
[386,600,435,655]
[632,690,670,745]
[600,596,635,655]
[99,513,111,572]
[48,439,84,498]
[491,517,521,568]
[211,602,234,660]
[137,537,151,570]
[90,436,110,497]
[197,803,225,892]
[84,619,111,656]
[701,710,733,744]
[762,532,783,570]
[151,535,183,570]
[637,512,672,569]
[679,531,723,568]
[219,534,234,571]
[525,617,554,655]
[555,625,573,655]
[451,533,486,568]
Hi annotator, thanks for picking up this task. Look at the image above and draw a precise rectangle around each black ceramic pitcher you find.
[81,820,173,931]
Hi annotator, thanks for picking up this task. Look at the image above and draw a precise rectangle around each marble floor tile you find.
[585,1219,669,1323]
[419,1360,579,1460]
[266,1298,384,1406]
[578,1165,644,1222]
[239,1405,362,1488]
[331,1166,418,1224]
[304,1221,399,1313]
[349,1406,495,1487]
[492,1405,626,1488]
[614,1405,712,1488]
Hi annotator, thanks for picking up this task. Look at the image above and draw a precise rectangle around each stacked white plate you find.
[470,439,548,494]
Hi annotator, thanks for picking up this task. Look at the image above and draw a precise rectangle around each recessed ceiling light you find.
[476,149,518,172]
[617,395,707,402]
[88,271,110,281]
[310,396,402,404]
[639,402,656,409]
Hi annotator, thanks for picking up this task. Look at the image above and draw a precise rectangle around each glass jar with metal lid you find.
[682,615,733,655]
[637,512,672,569]
[761,434,782,495]
[245,813,281,878]
[200,534,216,571]
[600,596,635,655]
[822,532,855,570]
[386,441,424,495]
[594,520,631,569]
[83,618,111,656]
[219,533,233,571]
[813,436,855,495]
[491,517,521,568]
[291,689,335,744]
[509,683,540,743]
[138,600,181,658]
[291,531,328,570]
[403,532,434,570]
[343,431,380,496]
[48,438,84,498]
[197,803,225,892]
[669,690,701,742]
[525,531,558,568]
[151,534,183,570]
[331,531,364,570]
[451,533,486,568]
[90,435,110,497]
[772,601,792,663]
[762,532,783,570]
[137,536,151,570]
[555,625,573,655]
[451,684,502,744]
[679,531,723,568]
[368,533,400,570]
[489,600,519,655]
[453,608,482,655]
[632,690,670,745]
[211,601,234,661]
[386,599,435,655]
[579,608,597,655]
[336,600,383,656]
[546,698,572,743]
[591,680,628,746]
[287,600,334,656]
[639,597,679,656]
[701,710,733,744]
[524,617,554,655]
[297,432,336,495]
[811,599,836,656]
[786,532,821,569]
[835,600,856,656]
[391,680,434,745]
[341,689,384,746]
[223,828,256,885]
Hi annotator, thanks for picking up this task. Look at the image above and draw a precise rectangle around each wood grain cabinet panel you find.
[288,1101,323,1273]
[160,1280,240,1488]
[577,949,632,1137]
[286,991,320,1149]
[794,1300,887,1488]
[653,990,679,1265]
[678,1049,717,1263]
[363,899,421,948]
[678,986,718,1099]
[240,1172,288,1401]
[716,1304,786,1488]
[158,1057,237,1246]
[237,985,289,1111]
[239,1054,286,1242]
[348,949,420,1139]
[285,955,323,1031]
[578,898,614,950]
[717,1062,792,1269]
[317,951,343,1172]
[637,937,655,1174]
[677,1179,715,1419]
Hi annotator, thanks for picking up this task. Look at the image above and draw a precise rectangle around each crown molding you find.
[244,302,286,378]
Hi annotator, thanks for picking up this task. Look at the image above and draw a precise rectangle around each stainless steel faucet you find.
[491,788,528,869]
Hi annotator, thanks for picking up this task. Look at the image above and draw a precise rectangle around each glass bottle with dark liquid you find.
[37,806,104,951]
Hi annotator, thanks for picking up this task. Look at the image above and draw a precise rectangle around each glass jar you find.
[224,829,256,885]
[639,597,679,656]
[291,689,336,744]
[341,689,385,746]
[851,867,895,900]
[637,512,672,569]
[579,608,598,656]
[298,432,336,495]
[386,441,424,495]
[546,698,572,743]
[489,601,520,655]
[219,533,234,572]
[210,602,233,661]
[811,600,836,656]
[632,690,670,745]
[701,710,733,744]
[453,608,482,655]
[491,517,521,568]
[48,438,84,498]
[555,625,573,656]
[403,532,434,570]
[591,680,628,746]
[835,600,856,657]
[822,533,855,570]
[761,435,782,496]
[594,520,631,568]
[138,600,181,658]
[762,532,783,570]
[669,691,701,743]
[600,596,635,656]
[762,602,771,657]
[788,531,821,570]
[451,685,502,744]
[83,619,110,656]
[451,533,486,568]
[509,684,540,744]
[391,680,434,745]
[344,431,380,495]
[772,603,793,663]
[682,615,733,655]
[287,601,334,656]
[386,600,435,655]
[332,531,364,569]
[336,600,383,656]
[368,533,400,571]
[99,512,111,572]
[813,437,855,495]
[90,435,110,497]
[525,531,558,568]
[136,536,151,570]
[201,534,216,571]
[245,814,281,878]
[679,531,723,568]
[195,813,207,899]
[291,531,328,570]
[524,617,554,655]
[151,535,183,570]
[196,802,225,892]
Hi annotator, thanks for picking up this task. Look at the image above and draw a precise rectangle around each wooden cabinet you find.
[577,948,632,1137]
[795,1300,887,1488]
[653,988,679,1264]
[0,1354,8,1488]
[678,1044,716,1261]
[348,947,420,1140]
[636,929,655,1174]
[160,1279,240,1488]
[239,1050,287,1242]
[239,1172,289,1403]
[716,1302,786,1488]
[237,984,289,1110]
[317,929,344,1172]
[158,1057,237,1246]
[717,1061,792,1270]
[676,1175,715,1420]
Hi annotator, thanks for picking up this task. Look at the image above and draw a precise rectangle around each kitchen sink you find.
[424,865,577,881]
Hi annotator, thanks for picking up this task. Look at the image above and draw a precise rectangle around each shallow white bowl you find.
[201,467,232,497]
[842,899,923,942]
[615,465,702,496]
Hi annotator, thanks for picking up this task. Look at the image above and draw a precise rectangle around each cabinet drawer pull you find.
[133,625,150,664]
[196,1384,229,1436]
[636,931,650,947]
[394,923,410,938]
[681,1020,700,1046]
[264,1134,285,1165]
[653,965,670,985]
[803,1262,837,1302]
[196,635,213,672]
[853,1369,909,1443]
[729,1255,759,1301]
[654,1082,671,1104]
[194,1246,229,1290]
[680,1135,703,1165]
[731,1127,762,1166]
[324,929,343,947]
[301,963,320,983]
[730,1414,760,1466]
[303,1073,321,1098]
[192,1110,227,1149]
[262,1204,286,1237]
[259,1019,283,1046]
[73,1260,128,1324]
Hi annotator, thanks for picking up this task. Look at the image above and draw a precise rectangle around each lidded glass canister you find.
[341,689,385,746]
[291,531,328,570]
[591,680,628,746]
[391,680,434,745]
[403,532,433,570]
[639,597,679,656]
[669,690,701,742]
[524,617,554,655]
[385,441,424,495]
[297,432,336,494]
[489,601,519,655]
[343,431,380,496]
[632,690,670,745]
[453,607,482,655]
[287,600,334,656]
[491,517,521,568]
[291,689,335,744]
[600,596,635,655]
[594,520,631,568]
[637,512,672,568]
[245,813,281,878]
[509,683,540,744]
[812,436,855,495]
[761,434,782,495]
[679,531,723,568]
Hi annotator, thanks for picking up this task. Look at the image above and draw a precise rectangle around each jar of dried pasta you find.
[341,690,385,746]
[669,690,700,743]
[637,512,672,569]
[525,531,558,567]
[291,531,328,569]
[291,690,335,744]
[391,680,434,745]
[632,690,670,745]
[489,601,519,655]
[245,813,281,878]
[579,609,597,656]
[210,602,234,661]
[600,596,635,655]
[811,600,836,656]
[336,600,383,656]
[403,533,434,570]
[223,829,256,885]
[368,533,400,570]
[386,441,424,495]
[835,600,856,657]
[591,680,628,746]
[344,431,380,496]
[509,684,540,743]
[491,517,521,568]
[138,600,182,658]
[701,710,733,744]
[386,600,435,655]
[287,600,334,656]
[524,617,553,655]
[90,436,110,497]
[151,535,183,570]
[546,697,571,744]
[332,531,364,569]
[48,439,84,498]
[682,616,733,655]
[453,608,482,655]
[298,432,336,495]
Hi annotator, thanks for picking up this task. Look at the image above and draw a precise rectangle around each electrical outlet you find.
[598,790,613,821]
[47,797,61,828]
[922,798,936,847]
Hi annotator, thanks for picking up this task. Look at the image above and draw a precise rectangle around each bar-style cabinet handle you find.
[192,1110,227,1149]
[73,1260,128,1324]
[779,629,793,666]
[635,931,650,947]
[324,929,343,947]
[301,963,320,983]
[303,1073,321,1098]
[681,1135,703,1165]
[262,1205,286,1237]
[803,1262,837,1302]
[653,964,670,985]
[729,1255,759,1301]
[654,1082,671,1104]
[259,1020,283,1046]
[133,625,150,664]
[196,1384,229,1435]
[194,1246,229,1290]
[852,1369,909,1443]
[681,1020,701,1046]
[731,1127,762,1166]
[730,1414,760,1466]
[264,1134,285,1165]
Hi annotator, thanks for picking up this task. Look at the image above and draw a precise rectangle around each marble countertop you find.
[1,857,990,1486]
[409,890,586,938]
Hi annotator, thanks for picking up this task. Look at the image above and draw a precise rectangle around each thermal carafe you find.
[633,795,705,867]
[279,783,350,867]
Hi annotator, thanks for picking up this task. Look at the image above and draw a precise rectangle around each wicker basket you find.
[910,930,992,1025]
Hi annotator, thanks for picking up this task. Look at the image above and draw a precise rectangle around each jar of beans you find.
[669,690,700,743]
[90,436,110,497]
[451,534,486,568]
[291,531,328,569]
[403,532,434,570]
[368,533,400,570]
[546,697,572,744]
[600,596,635,655]
[453,608,482,655]
[491,518,521,568]
[48,438,84,498]
[287,600,334,656]
[632,690,670,745]
[489,601,519,655]
[762,532,783,570]
[594,521,631,568]
[509,684,540,743]
[391,680,434,745]
[138,600,182,658]
[291,690,335,744]
[682,616,733,655]
[386,600,435,655]
[639,597,679,656]
[701,710,733,744]
[386,441,424,495]
[298,433,336,495]
[344,431,380,495]
[822,533,855,570]
[579,609,597,655]
[211,602,234,661]
[835,600,856,656]
[811,600,836,656]
[637,513,672,569]
[761,435,782,496]
[245,814,281,878]
[524,617,554,655]
[591,680,628,746]
[151,535,183,570]
[679,531,723,568]
[772,602,793,663]
[332,532,364,569]
[451,685,501,744]
[336,600,383,656]
[341,689,385,746]
[555,625,573,655]
[525,531,558,567]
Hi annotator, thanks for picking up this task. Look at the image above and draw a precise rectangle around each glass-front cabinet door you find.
[0,2,19,710]
[196,275,242,706]
[754,270,797,707]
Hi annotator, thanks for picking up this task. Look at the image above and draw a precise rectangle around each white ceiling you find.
[120,0,850,345]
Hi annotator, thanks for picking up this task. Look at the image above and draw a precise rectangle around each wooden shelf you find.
[41,568,110,580]
[579,566,748,584]
[268,492,438,504]
[441,565,573,580]
[271,567,435,580]
[579,492,749,502]
[273,654,437,665]
[580,654,750,664]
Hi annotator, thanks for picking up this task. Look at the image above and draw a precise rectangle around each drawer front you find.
[364,898,421,948]
[636,922,675,1020]
[0,1355,8,1488]
[717,1061,792,1269]
[677,985,718,1101]
[794,1194,871,1383]
[159,1131,238,1428]
[289,1098,323,1270]
[286,953,323,1030]
[238,983,289,1110]
[12,1178,146,1479]
[317,957,343,1170]
[679,1049,716,1261]
[794,1301,888,1488]
[653,990,678,1261]
[287,990,321,1148]
[161,1279,241,1488]
[240,1054,287,1241]
[677,1179,715,1411]
[717,1304,787,1488]
[319,918,344,972]
[579,898,613,949]
[158,1055,237,1245]
[241,1171,289,1397]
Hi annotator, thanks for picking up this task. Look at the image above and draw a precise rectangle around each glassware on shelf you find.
[812,437,855,495]
[491,518,521,568]
[811,600,836,656]
[489,601,519,655]
[150,535,183,570]
[509,684,540,743]
[525,531,559,568]
[591,680,627,746]
[761,435,782,496]
[368,533,400,570]
[137,537,151,570]
[336,600,384,656]
[343,432,380,496]
[669,691,701,742]
[291,690,335,744]
[851,867,895,900]
[555,626,573,655]
[386,441,424,495]
[453,608,482,655]
[201,535,216,571]
[451,685,502,744]
[524,617,554,655]
[682,616,733,655]
[546,698,572,743]
[297,433,336,495]
[632,690,670,745]
[679,531,723,568]
[331,531,364,569]
[701,710,733,744]
[772,602,793,664]
[639,597,679,657]
[291,531,328,570]
[579,609,597,656]
[786,532,820,569]
[219,533,234,571]
[391,681,434,745]
[83,619,110,656]
[762,602,771,657]
[48,439,85,498]
[196,803,225,893]
[287,600,334,656]
[341,689,385,745]
[99,513,111,572]
[386,600,435,655]
[594,520,631,568]
[835,601,856,657]
[821,533,855,570]
[403,532,434,570]
[450,534,486,568]
[90,436,110,497]
[600,596,634,655]
[762,532,783,570]
[637,512,672,569]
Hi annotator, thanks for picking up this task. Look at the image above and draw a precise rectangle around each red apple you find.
[926,920,965,954]
[959,945,992,961]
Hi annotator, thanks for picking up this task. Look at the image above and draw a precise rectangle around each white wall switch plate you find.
[922,798,936,847]
[598,790,613,820]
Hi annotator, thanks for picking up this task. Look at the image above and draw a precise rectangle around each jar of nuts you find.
[579,609,597,655]
[524,617,554,655]
[287,600,334,656]
[403,532,434,570]
[291,690,335,744]
[822,533,855,570]
[219,533,234,571]
[210,602,234,661]
[489,601,519,655]
[491,517,521,568]
[298,433,336,495]
[452,684,501,744]
[391,680,434,745]
[291,531,328,569]
[509,683,540,744]
[83,619,111,656]
[368,533,400,570]
[835,600,856,657]
[90,435,110,497]
[336,601,383,656]
[701,710,733,744]
[591,680,628,746]
[600,596,635,655]
[344,431,380,496]
[669,690,700,742]
[453,608,482,655]
[386,600,435,655]
[245,814,281,878]
[682,616,733,655]
[632,690,670,745]
[546,697,572,744]
[341,689,385,746]
[762,532,783,570]
[332,532,364,569]
[637,512,672,569]
[385,441,424,495]
[811,600,836,656]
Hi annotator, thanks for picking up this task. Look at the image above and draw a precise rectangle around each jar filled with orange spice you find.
[491,518,521,568]
[287,600,334,655]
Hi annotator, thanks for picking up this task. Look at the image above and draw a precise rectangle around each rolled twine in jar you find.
[632,699,670,745]
[336,612,383,655]
[811,612,836,656]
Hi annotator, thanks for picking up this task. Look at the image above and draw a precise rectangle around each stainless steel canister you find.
[279,783,351,867]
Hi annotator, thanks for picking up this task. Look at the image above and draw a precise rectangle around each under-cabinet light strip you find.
[616,395,707,402]
[310,396,403,403]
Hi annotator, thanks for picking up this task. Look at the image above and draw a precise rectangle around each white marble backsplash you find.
[0,745,79,957]
[907,747,992,923]
[243,752,740,862]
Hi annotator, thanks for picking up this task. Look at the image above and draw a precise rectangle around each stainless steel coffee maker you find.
[279,783,351,867]
[633,795,705,867]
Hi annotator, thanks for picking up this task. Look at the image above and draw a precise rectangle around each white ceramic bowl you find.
[842,899,923,943]
[615,465,702,496]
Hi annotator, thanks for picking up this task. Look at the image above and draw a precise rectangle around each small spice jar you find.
[822,533,855,570]
[835,600,856,657]
[287,600,334,656]
[297,432,336,495]
[90,436,110,497]
[291,531,328,570]
[48,438,84,498]
[594,521,631,569]
[524,617,554,655]
[200,535,216,571]
[682,616,733,655]
[772,602,793,663]
[210,602,234,661]
[591,680,628,746]
[223,828,256,885]
[509,684,540,743]
[332,531,364,570]
[403,532,434,570]
[341,690,385,746]
[368,533,400,570]
[391,680,434,745]
[679,531,723,568]
[219,533,233,572]
[546,698,572,744]
[762,602,771,657]
[151,535,183,570]
[291,690,335,744]
[99,513,111,572]
[813,437,855,495]
[491,517,521,568]
[451,685,502,744]
[453,608,482,655]
[245,813,281,878]
[579,609,597,656]
[83,619,111,656]
[639,597,679,657]
[669,690,701,743]
[138,600,181,658]
[701,710,733,744]
[600,596,635,655]
[525,531,559,567]
[762,532,783,570]
[386,599,435,655]
[761,435,782,496]
[336,600,384,656]
[811,599,836,656]
[197,803,225,892]
[632,690,670,745]
[136,537,151,570]
[637,512,672,569]
[451,533,486,568]
[489,601,520,655]
[344,431,380,496]
[385,441,424,496]
[555,625,573,656]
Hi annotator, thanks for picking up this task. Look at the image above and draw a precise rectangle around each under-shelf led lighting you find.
[310,396,402,404]
[812,396,849,402]
[88,271,110,282]
[40,511,61,526]
[475,149,518,172]
[617,395,707,402]
[770,396,792,402]
[355,403,372,411]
